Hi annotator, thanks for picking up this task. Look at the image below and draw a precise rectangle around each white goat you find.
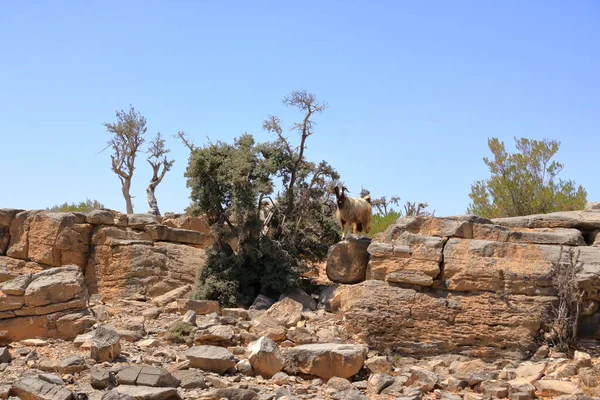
[333,186,372,239]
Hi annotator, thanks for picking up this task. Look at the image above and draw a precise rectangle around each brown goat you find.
[333,186,372,239]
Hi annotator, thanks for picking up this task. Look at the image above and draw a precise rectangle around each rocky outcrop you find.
[0,265,94,344]
[332,211,600,359]
[0,209,208,300]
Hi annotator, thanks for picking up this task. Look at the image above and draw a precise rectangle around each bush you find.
[164,321,196,345]
[368,211,401,237]
[186,91,340,307]
[48,199,104,212]
[543,255,585,354]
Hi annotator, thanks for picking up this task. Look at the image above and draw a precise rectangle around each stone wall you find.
[0,209,209,301]
[330,210,600,360]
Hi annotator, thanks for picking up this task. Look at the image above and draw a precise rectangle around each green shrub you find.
[164,321,196,344]
[368,211,401,237]
[48,199,104,212]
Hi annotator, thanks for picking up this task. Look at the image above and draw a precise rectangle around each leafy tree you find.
[48,199,105,212]
[146,132,174,216]
[468,137,587,218]
[103,105,147,214]
[186,91,340,306]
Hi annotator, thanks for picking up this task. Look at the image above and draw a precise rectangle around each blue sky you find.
[1,1,598,217]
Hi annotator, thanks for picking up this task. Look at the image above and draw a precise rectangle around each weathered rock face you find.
[333,211,600,359]
[0,209,208,301]
[0,265,93,344]
[326,239,370,284]
[283,343,366,379]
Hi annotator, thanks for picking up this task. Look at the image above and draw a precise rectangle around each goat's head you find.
[333,185,349,208]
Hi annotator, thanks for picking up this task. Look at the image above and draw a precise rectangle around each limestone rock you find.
[149,286,192,308]
[283,343,366,379]
[184,346,236,374]
[479,380,509,398]
[534,379,583,396]
[90,326,121,363]
[57,356,86,374]
[367,373,395,395]
[0,347,11,363]
[116,366,180,388]
[171,370,206,389]
[249,315,286,342]
[249,295,275,311]
[10,376,73,400]
[24,266,85,307]
[247,336,284,378]
[364,355,393,374]
[265,298,303,328]
[279,288,317,311]
[113,385,179,400]
[326,239,370,284]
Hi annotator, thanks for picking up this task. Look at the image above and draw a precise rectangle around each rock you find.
[271,371,292,385]
[90,368,115,390]
[326,239,370,284]
[101,389,135,400]
[578,367,598,387]
[149,286,192,307]
[338,280,553,359]
[194,325,236,346]
[0,347,10,363]
[21,339,48,347]
[57,356,87,374]
[171,370,206,389]
[279,288,317,311]
[327,376,353,391]
[38,374,65,386]
[405,367,438,392]
[572,350,592,369]
[235,360,254,376]
[90,326,121,363]
[331,387,369,400]
[283,343,366,379]
[534,380,583,397]
[479,380,509,398]
[181,311,196,325]
[493,210,600,230]
[285,327,313,345]
[10,376,73,400]
[515,362,546,379]
[222,308,248,320]
[113,385,179,400]
[175,299,220,316]
[144,225,205,245]
[509,393,533,400]
[249,315,286,342]
[116,366,180,388]
[137,339,160,349]
[0,274,32,296]
[530,345,549,361]
[142,307,162,320]
[442,377,468,392]
[247,336,284,378]
[265,298,303,328]
[202,388,258,400]
[249,295,275,311]
[367,373,395,395]
[508,380,536,396]
[364,355,392,374]
[184,346,236,374]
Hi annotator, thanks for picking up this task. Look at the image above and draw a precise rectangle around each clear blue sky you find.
[1,1,598,217]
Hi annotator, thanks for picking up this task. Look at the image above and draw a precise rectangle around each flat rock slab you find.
[283,343,366,379]
[114,386,180,400]
[184,346,235,374]
[171,370,206,389]
[116,366,180,388]
[11,376,73,400]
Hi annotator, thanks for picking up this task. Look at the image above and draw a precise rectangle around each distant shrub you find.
[164,321,196,344]
[368,211,401,237]
[47,199,105,212]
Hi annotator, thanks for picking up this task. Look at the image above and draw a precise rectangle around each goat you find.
[333,185,372,240]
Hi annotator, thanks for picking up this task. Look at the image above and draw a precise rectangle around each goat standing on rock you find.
[333,185,372,239]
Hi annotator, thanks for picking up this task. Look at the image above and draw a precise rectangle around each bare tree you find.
[174,130,196,152]
[103,105,147,214]
[146,132,175,216]
[263,90,328,217]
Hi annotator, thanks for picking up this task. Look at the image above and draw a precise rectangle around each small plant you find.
[543,254,585,354]
[48,199,105,212]
[164,321,196,345]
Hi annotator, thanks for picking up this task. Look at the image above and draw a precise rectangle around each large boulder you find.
[247,336,284,378]
[283,343,366,379]
[265,298,303,328]
[90,326,121,363]
[10,376,73,400]
[184,346,236,374]
[326,239,370,284]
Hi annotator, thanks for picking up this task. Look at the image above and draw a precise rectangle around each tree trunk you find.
[122,178,134,214]
[146,184,160,216]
